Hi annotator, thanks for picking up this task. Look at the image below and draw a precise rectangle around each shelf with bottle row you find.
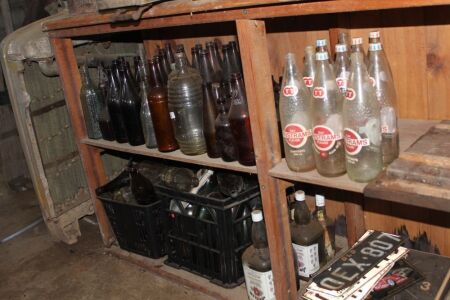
[81,138,258,174]
[269,119,438,193]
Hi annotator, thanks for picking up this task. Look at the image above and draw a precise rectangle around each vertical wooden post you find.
[236,19,297,300]
[50,38,115,245]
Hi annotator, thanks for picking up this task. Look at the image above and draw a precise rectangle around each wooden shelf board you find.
[269,119,438,193]
[81,138,258,174]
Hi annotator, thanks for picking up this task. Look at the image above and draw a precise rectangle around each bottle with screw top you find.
[311,50,346,177]
[334,44,350,94]
[302,46,316,93]
[242,210,276,300]
[343,45,382,182]
[368,31,399,165]
[313,194,335,262]
[351,37,369,66]
[279,53,315,172]
[291,190,325,280]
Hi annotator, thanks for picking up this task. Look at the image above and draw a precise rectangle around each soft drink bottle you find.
[333,44,350,94]
[311,51,346,177]
[343,48,382,182]
[368,31,399,165]
[316,39,332,63]
[302,46,316,93]
[279,53,315,172]
[351,37,369,66]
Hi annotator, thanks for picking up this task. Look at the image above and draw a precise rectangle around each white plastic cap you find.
[294,190,305,201]
[315,194,325,207]
[369,31,380,39]
[315,51,329,61]
[316,39,327,47]
[335,44,347,52]
[352,37,363,45]
[251,210,264,222]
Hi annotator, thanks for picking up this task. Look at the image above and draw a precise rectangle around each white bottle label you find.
[169,111,176,119]
[283,123,312,149]
[293,243,320,277]
[243,265,276,300]
[344,128,370,155]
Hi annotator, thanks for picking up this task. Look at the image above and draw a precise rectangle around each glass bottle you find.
[343,50,382,182]
[338,32,350,52]
[159,49,173,83]
[79,64,102,139]
[176,44,190,66]
[302,46,316,93]
[154,55,168,86]
[160,167,200,192]
[316,39,332,63]
[165,43,175,65]
[202,83,221,158]
[108,61,128,143]
[148,58,179,152]
[368,31,399,165]
[290,190,325,280]
[98,66,115,141]
[229,73,256,166]
[134,56,142,87]
[334,43,350,94]
[206,41,223,81]
[168,53,206,155]
[98,63,109,100]
[138,60,157,149]
[229,41,242,72]
[191,46,201,71]
[215,96,238,162]
[199,49,221,85]
[351,37,369,66]
[242,210,276,300]
[311,51,346,177]
[312,194,335,262]
[130,167,157,205]
[279,53,315,172]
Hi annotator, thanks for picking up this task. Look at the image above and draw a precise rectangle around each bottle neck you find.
[230,74,247,105]
[148,60,163,88]
[174,55,189,72]
[80,66,92,86]
[350,52,369,77]
[294,201,311,225]
[316,206,327,221]
[252,221,269,249]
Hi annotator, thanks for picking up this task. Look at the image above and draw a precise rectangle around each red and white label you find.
[336,77,347,89]
[344,128,370,155]
[345,88,356,100]
[303,76,314,87]
[312,87,326,99]
[282,85,299,97]
[283,124,312,149]
[313,125,342,152]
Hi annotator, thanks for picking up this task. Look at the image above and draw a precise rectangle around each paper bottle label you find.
[243,265,276,300]
[293,243,320,278]
[283,123,312,149]
[344,128,370,155]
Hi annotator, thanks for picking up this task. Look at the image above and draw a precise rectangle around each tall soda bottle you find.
[316,39,332,63]
[343,48,382,182]
[368,31,399,165]
[291,190,325,280]
[302,46,316,93]
[242,210,276,300]
[333,44,350,95]
[351,37,369,66]
[311,51,346,177]
[312,194,335,262]
[279,53,315,172]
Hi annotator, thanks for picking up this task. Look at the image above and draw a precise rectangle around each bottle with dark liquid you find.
[206,41,223,81]
[215,96,238,162]
[79,64,102,139]
[222,44,240,84]
[148,58,179,152]
[242,210,276,300]
[98,66,115,141]
[130,167,157,205]
[202,83,221,158]
[228,73,256,166]
[191,47,201,71]
[108,61,128,143]
[313,194,335,261]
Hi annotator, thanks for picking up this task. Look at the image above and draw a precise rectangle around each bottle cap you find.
[294,190,305,201]
[315,51,329,61]
[251,210,264,222]
[352,37,363,45]
[369,31,380,39]
[335,44,347,53]
[315,194,325,207]
[316,39,327,47]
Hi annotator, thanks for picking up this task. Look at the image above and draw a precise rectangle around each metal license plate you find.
[313,230,403,291]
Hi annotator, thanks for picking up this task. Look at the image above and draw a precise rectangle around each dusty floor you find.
[0,187,214,300]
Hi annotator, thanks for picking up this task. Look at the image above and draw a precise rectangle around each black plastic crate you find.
[96,172,166,259]
[156,178,260,288]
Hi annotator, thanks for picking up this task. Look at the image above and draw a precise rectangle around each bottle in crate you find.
[312,194,335,261]
[302,46,316,93]
[368,31,399,165]
[279,53,315,172]
[79,64,102,139]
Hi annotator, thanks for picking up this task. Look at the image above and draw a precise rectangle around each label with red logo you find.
[293,243,320,278]
[345,88,356,100]
[313,87,326,99]
[243,265,276,300]
[313,125,342,152]
[282,85,299,97]
[303,76,314,87]
[336,77,348,91]
[344,128,370,155]
[283,123,312,149]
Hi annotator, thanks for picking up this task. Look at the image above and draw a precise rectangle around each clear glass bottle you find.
[97,66,115,141]
[343,50,382,182]
[312,194,335,262]
[302,46,316,93]
[290,190,325,280]
[138,60,158,149]
[333,43,350,95]
[368,31,399,165]
[279,53,315,172]
[229,41,242,72]
[351,37,369,66]
[202,83,221,158]
[222,44,239,84]
[168,53,206,155]
[242,210,276,300]
[311,51,346,177]
[215,96,238,162]
[316,39,332,63]
[79,64,102,139]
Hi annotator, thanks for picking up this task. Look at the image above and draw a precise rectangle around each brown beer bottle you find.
[147,58,179,152]
[215,95,238,162]
[202,83,221,158]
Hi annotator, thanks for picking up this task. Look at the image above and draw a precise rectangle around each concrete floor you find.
[0,187,215,300]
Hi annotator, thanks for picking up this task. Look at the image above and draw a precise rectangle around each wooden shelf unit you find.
[46,1,450,300]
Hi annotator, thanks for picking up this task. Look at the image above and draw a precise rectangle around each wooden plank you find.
[236,19,297,300]
[82,138,257,174]
[50,38,114,246]
[45,1,450,38]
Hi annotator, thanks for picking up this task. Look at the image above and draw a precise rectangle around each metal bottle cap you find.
[294,190,305,201]
[251,210,264,222]
[369,31,380,39]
